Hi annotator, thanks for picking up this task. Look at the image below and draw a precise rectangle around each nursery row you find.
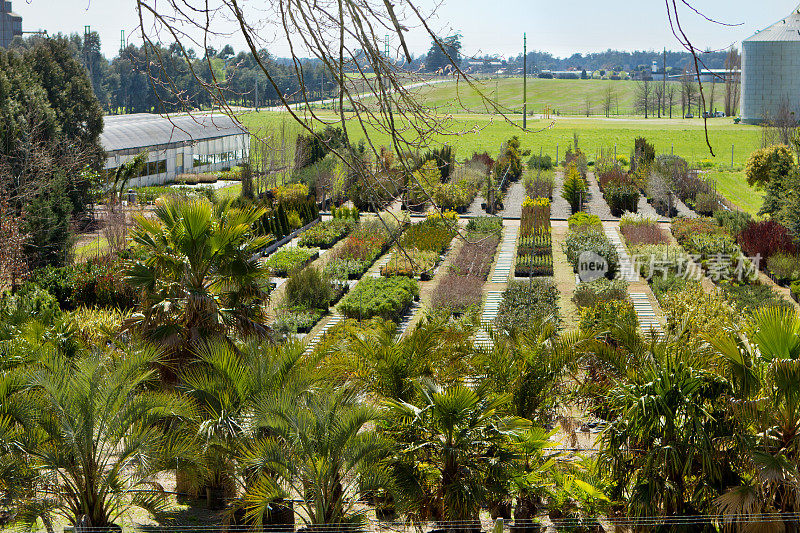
[430,216,502,315]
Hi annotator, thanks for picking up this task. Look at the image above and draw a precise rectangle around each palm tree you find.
[383,380,530,529]
[711,307,800,527]
[110,151,148,202]
[15,343,196,529]
[126,197,271,366]
[473,319,592,425]
[239,386,390,527]
[597,336,735,521]
[325,316,474,403]
[179,338,315,506]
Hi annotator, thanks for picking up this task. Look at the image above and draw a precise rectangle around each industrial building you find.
[0,1,22,47]
[101,113,250,188]
[741,4,800,124]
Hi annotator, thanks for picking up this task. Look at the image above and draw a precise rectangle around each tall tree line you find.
[10,32,338,114]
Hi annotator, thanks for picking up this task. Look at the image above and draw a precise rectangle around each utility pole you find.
[523,33,527,130]
[255,78,259,112]
[120,30,125,52]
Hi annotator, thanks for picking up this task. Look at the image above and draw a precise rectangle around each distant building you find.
[0,1,22,48]
[101,113,250,187]
[741,4,800,124]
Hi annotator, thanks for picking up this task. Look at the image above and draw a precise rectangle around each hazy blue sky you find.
[10,1,793,60]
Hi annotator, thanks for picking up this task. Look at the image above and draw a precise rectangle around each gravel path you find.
[636,195,670,222]
[550,170,573,220]
[585,172,616,221]
[675,197,698,218]
[466,194,486,217]
[497,181,526,218]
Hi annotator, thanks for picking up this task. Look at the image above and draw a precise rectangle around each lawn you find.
[73,235,110,261]
[706,170,765,216]
[239,111,761,168]
[366,77,669,116]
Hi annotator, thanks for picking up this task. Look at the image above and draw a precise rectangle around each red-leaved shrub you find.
[620,224,668,246]
[738,219,797,262]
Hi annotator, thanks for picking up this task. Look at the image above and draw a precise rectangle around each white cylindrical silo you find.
[741,5,800,124]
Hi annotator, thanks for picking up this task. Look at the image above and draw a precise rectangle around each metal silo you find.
[742,4,800,124]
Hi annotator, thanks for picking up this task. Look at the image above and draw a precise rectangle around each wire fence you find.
[45,513,800,533]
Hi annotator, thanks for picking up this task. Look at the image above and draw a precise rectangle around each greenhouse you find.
[100,112,250,186]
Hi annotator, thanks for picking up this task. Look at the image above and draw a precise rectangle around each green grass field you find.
[375,77,679,116]
[707,170,765,215]
[240,111,761,168]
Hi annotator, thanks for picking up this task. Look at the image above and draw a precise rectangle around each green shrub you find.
[631,244,686,280]
[273,308,324,336]
[713,210,752,236]
[339,276,419,322]
[273,183,309,208]
[407,160,441,208]
[650,274,698,302]
[527,153,553,170]
[465,216,503,235]
[573,279,629,309]
[604,184,639,216]
[494,279,559,332]
[381,249,439,278]
[568,212,602,231]
[399,219,456,254]
[524,170,555,199]
[561,163,587,213]
[284,267,333,311]
[579,299,637,333]
[767,252,800,284]
[792,280,800,298]
[264,247,318,277]
[0,284,61,328]
[718,281,790,313]
[564,230,620,279]
[323,258,368,280]
[298,219,355,248]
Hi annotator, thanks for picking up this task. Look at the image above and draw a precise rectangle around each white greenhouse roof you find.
[744,4,800,42]
[101,113,248,153]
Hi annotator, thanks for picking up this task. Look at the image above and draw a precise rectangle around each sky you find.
[9,0,794,60]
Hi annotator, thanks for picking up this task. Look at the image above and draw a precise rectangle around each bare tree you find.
[724,47,741,117]
[707,78,717,116]
[762,100,798,147]
[635,79,653,118]
[681,69,697,118]
[133,0,537,237]
[654,81,665,119]
[584,94,592,117]
[666,84,677,119]
[602,83,615,118]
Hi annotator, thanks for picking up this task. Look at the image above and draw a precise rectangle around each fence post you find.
[556,143,559,165]
[732,144,735,170]
[493,518,504,533]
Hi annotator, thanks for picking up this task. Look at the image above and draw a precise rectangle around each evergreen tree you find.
[23,175,74,267]
[425,34,462,72]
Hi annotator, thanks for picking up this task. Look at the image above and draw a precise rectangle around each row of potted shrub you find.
[564,212,619,280]
[430,217,502,316]
[380,214,459,280]
[515,197,553,277]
